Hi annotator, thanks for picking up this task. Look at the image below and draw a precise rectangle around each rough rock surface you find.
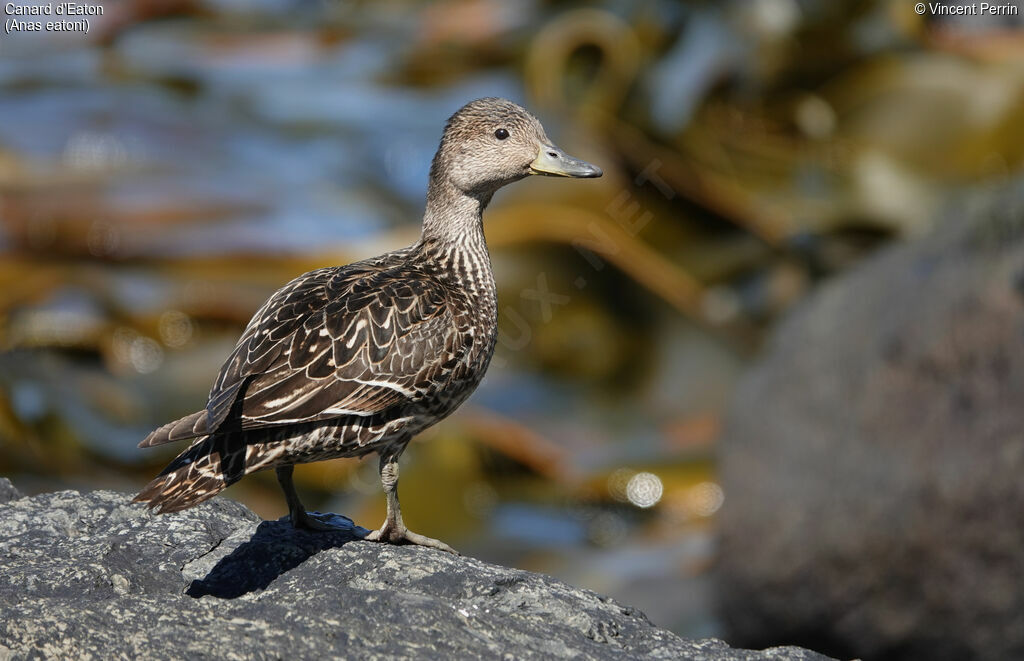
[717,190,1024,661]
[0,485,830,660]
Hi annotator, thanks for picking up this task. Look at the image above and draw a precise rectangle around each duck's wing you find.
[144,261,463,445]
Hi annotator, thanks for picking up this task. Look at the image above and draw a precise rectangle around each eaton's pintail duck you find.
[134,97,602,553]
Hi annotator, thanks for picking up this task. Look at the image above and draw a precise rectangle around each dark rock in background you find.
[0,484,830,660]
[0,478,21,504]
[717,189,1024,661]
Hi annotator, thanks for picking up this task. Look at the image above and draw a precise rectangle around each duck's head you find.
[431,98,602,198]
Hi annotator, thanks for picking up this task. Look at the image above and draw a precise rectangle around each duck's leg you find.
[275,464,351,532]
[364,449,458,554]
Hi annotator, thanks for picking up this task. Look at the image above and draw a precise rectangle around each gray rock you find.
[0,478,22,504]
[717,189,1024,661]
[0,484,831,661]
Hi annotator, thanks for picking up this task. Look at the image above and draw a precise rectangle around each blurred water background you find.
[1,0,1022,650]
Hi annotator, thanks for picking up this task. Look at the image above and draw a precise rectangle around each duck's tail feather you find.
[133,432,287,514]
[138,410,209,448]
[133,435,231,513]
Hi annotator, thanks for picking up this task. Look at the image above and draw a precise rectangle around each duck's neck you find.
[419,175,492,259]
[418,173,498,328]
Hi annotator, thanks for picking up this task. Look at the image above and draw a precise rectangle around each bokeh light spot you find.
[112,327,164,374]
[626,471,663,509]
[130,337,164,374]
[159,310,194,348]
[686,481,724,517]
[607,467,635,503]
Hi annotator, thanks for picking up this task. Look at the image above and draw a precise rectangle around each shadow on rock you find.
[188,512,369,599]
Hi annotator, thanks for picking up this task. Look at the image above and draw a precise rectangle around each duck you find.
[133,97,601,553]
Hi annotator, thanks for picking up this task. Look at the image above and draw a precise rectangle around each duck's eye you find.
[494,128,509,140]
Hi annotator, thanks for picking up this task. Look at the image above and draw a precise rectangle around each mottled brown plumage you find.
[134,98,601,551]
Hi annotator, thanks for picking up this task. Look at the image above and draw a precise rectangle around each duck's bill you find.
[529,145,603,178]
